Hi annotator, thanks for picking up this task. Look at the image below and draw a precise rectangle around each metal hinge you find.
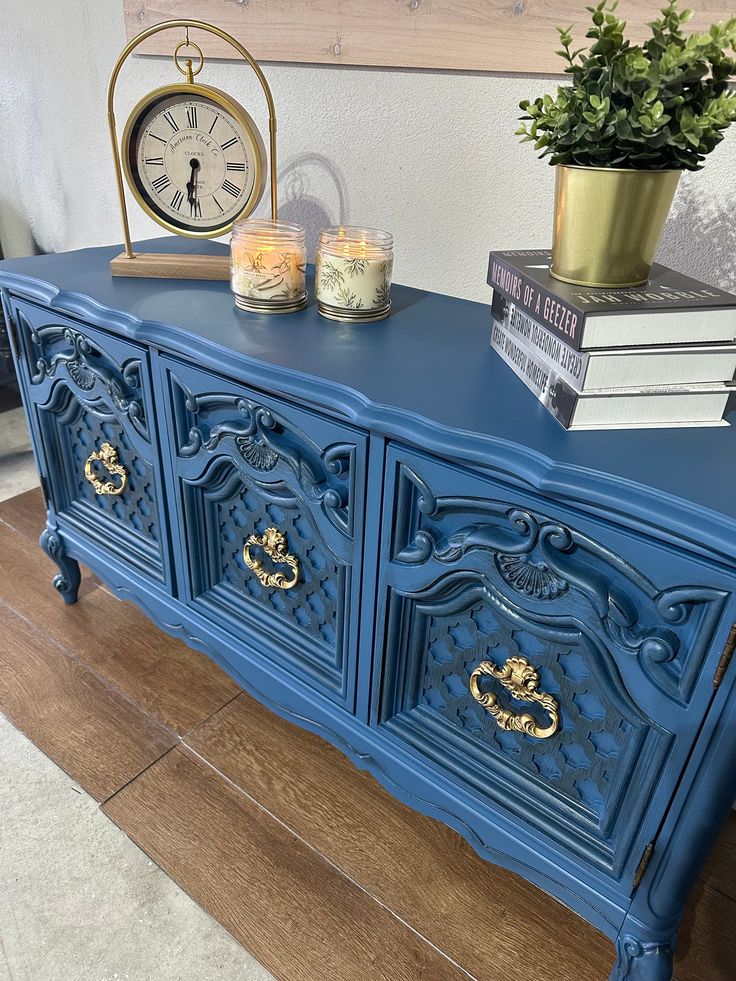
[632,841,655,892]
[5,310,20,360]
[714,623,736,691]
[39,474,50,507]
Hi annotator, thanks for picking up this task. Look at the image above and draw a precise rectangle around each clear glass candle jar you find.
[231,219,307,314]
[315,226,394,322]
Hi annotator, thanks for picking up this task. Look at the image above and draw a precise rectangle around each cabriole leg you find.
[610,931,676,981]
[39,527,80,605]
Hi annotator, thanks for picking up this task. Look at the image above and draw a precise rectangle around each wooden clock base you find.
[110,252,230,281]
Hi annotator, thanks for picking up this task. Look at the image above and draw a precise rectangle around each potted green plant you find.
[517,0,736,287]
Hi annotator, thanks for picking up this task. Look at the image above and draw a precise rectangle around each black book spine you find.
[488,252,586,351]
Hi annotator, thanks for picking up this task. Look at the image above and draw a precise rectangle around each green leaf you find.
[516,0,736,169]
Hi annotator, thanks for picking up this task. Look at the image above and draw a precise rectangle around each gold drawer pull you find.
[84,442,128,496]
[243,527,299,590]
[469,656,560,740]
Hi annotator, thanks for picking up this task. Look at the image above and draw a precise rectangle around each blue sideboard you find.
[2,237,736,980]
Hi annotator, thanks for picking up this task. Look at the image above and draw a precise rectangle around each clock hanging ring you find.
[107,20,278,279]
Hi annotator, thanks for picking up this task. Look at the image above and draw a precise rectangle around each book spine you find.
[491,319,577,428]
[488,251,585,350]
[491,294,590,391]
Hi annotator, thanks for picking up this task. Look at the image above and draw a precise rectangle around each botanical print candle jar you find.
[231,219,307,314]
[315,227,394,322]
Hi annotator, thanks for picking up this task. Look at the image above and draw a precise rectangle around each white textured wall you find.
[1,0,734,301]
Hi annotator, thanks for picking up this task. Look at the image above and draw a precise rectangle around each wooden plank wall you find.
[123,1,734,75]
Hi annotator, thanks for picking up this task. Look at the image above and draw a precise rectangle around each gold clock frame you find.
[120,82,267,241]
[107,19,279,281]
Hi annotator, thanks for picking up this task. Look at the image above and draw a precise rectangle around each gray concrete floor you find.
[0,406,39,502]
[0,714,275,981]
[0,404,275,980]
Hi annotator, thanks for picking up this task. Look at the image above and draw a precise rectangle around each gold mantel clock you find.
[107,20,278,280]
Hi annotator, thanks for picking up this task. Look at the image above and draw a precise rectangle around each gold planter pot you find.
[551,164,681,288]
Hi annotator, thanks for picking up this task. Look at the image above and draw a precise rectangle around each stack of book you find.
[487,250,736,430]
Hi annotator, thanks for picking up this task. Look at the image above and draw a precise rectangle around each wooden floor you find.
[1,488,734,981]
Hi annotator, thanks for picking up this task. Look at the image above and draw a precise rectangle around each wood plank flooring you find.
[0,492,239,735]
[105,747,468,981]
[1,487,734,981]
[0,601,175,801]
[185,693,613,980]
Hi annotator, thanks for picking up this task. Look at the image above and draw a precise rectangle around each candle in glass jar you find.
[231,219,307,314]
[315,226,393,322]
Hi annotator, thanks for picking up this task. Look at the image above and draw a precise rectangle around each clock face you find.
[122,86,266,237]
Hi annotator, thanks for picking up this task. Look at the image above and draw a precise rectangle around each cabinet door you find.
[374,443,732,890]
[159,357,367,709]
[11,299,170,585]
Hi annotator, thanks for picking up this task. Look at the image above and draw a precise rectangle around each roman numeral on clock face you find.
[221,179,240,197]
[186,106,198,129]
[170,190,184,211]
[220,137,237,150]
[226,162,245,171]
[151,174,171,193]
[163,111,179,132]
[145,157,163,166]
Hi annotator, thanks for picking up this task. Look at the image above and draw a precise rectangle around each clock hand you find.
[186,158,200,215]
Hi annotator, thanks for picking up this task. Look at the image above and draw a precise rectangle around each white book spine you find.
[491,319,576,426]
[491,319,733,429]
[493,300,589,391]
[492,296,736,390]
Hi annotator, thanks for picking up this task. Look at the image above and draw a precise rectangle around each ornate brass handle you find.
[84,442,128,496]
[469,656,560,739]
[243,527,299,590]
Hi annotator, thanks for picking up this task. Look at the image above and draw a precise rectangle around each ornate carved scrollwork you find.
[178,387,354,537]
[22,317,148,440]
[395,465,729,704]
[39,526,81,605]
[235,434,279,471]
[612,933,676,981]
[496,553,568,601]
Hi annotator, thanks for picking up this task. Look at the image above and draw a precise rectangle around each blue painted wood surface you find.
[3,236,736,981]
[1,237,735,559]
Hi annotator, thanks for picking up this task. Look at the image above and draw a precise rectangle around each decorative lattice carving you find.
[217,485,340,653]
[67,406,160,546]
[421,602,634,820]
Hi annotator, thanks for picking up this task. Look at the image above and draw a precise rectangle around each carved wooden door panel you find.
[159,357,366,709]
[373,444,731,891]
[11,299,170,585]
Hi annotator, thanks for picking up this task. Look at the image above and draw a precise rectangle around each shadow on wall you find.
[658,175,736,292]
[0,198,41,260]
[277,153,349,257]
